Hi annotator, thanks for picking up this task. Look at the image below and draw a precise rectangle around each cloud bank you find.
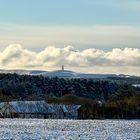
[0,44,140,75]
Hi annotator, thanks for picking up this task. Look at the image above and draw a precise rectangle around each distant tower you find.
[62,65,64,71]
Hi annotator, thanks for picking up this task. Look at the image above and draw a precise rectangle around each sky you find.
[0,0,140,75]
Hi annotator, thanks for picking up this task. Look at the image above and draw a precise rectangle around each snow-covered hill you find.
[43,70,118,78]
[43,70,79,78]
[0,69,139,79]
[0,69,46,75]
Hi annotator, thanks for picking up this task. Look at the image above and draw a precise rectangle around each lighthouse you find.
[62,65,64,71]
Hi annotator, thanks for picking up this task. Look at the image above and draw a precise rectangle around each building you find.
[0,101,80,119]
[0,101,48,118]
[62,65,64,71]
[61,105,81,119]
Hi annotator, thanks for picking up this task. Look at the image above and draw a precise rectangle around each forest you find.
[0,73,119,100]
[0,73,139,119]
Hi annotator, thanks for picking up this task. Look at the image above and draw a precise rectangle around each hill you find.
[0,69,139,80]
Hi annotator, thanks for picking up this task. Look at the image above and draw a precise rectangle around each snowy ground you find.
[0,119,139,140]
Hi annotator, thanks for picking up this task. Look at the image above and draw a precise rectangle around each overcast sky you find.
[0,0,140,75]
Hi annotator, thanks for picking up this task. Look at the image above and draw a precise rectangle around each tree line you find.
[0,73,118,101]
[0,73,139,119]
[78,84,140,119]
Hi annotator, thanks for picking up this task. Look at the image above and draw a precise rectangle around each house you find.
[0,101,80,119]
[61,105,81,119]
[46,104,81,119]
[46,104,64,119]
[0,101,49,118]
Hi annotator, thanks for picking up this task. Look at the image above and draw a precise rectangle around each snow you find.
[44,70,79,78]
[9,101,49,113]
[0,69,47,75]
[43,70,118,79]
[1,69,139,79]
[132,84,140,87]
[0,119,139,140]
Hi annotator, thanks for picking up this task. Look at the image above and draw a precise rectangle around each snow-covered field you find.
[0,119,139,140]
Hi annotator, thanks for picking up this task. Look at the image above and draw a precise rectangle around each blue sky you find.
[0,0,140,74]
[0,0,140,26]
[0,0,140,51]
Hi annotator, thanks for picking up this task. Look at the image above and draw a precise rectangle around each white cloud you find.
[0,44,140,75]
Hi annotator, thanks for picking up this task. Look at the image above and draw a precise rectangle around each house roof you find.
[9,101,49,113]
[47,103,81,113]
[61,105,81,113]
[0,101,81,114]
[0,102,5,109]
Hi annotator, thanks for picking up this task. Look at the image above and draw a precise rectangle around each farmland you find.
[0,119,139,140]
